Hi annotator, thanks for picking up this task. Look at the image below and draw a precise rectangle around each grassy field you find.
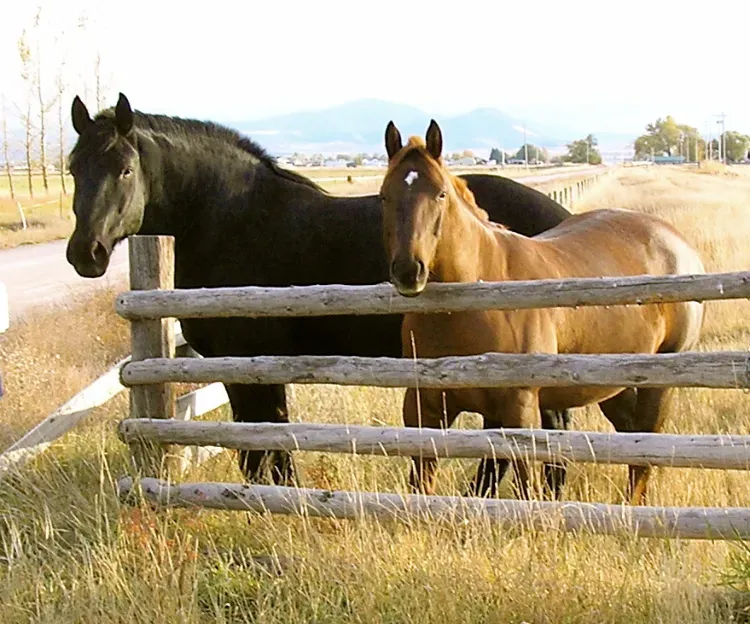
[0,165,595,250]
[0,174,74,249]
[2,165,750,622]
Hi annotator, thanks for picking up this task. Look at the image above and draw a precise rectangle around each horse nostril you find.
[416,260,425,280]
[91,240,108,265]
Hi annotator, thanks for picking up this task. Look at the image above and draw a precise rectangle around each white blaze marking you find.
[405,170,418,185]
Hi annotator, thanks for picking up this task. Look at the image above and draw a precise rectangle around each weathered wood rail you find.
[115,271,750,320]
[111,217,750,540]
[116,477,750,540]
[120,351,750,390]
[118,420,750,470]
[0,326,226,482]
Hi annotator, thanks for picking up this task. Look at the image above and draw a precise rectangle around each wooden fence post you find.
[127,235,178,477]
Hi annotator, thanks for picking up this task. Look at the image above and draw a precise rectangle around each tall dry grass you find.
[1,166,750,622]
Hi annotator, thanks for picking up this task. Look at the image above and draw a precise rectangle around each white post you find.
[0,281,8,398]
[17,202,27,231]
[0,282,8,334]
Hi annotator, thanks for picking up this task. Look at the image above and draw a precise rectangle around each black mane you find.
[88,107,326,192]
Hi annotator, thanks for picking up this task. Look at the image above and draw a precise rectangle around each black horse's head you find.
[66,92,147,278]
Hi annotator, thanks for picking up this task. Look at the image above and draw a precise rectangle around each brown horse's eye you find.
[437,190,447,200]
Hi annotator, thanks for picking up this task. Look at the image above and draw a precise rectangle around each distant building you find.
[651,155,686,165]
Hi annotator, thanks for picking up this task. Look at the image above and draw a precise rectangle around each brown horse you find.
[379,120,705,505]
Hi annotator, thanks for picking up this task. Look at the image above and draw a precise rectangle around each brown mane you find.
[387,136,506,229]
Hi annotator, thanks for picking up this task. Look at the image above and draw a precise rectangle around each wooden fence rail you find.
[115,271,750,320]
[118,419,750,470]
[0,327,226,482]
[116,477,750,540]
[120,351,750,390]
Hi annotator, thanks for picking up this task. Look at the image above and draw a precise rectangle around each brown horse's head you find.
[380,119,452,296]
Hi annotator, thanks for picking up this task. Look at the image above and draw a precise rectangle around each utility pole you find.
[523,124,528,169]
[715,113,726,164]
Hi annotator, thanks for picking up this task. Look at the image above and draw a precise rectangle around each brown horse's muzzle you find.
[66,235,111,278]
[390,256,427,297]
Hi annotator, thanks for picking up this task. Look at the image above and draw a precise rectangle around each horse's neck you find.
[138,133,262,237]
[432,199,509,283]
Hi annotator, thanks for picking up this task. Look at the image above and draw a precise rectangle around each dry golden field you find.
[2,165,750,623]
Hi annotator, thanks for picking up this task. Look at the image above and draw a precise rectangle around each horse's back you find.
[535,208,706,353]
[536,207,703,272]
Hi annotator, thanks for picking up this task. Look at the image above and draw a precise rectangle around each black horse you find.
[66,93,579,498]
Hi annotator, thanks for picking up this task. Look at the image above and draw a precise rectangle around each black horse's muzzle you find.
[66,236,111,278]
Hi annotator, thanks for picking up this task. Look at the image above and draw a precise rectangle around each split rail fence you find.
[113,234,750,541]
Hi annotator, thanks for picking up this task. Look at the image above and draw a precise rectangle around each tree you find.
[31,7,56,194]
[55,63,68,195]
[1,95,15,200]
[489,147,505,164]
[565,134,602,164]
[94,50,104,111]
[633,116,704,161]
[18,30,35,199]
[514,144,547,163]
[721,131,750,163]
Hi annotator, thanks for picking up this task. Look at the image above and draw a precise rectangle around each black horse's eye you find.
[121,167,133,179]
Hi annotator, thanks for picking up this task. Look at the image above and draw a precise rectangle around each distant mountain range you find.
[2,98,638,165]
[227,98,638,157]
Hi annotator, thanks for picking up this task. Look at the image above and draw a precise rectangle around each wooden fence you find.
[113,230,750,540]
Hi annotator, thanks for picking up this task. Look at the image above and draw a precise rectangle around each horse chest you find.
[402,310,540,357]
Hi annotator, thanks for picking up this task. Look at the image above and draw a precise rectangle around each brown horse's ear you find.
[425,119,443,160]
[385,121,403,160]
[71,95,93,135]
[114,92,134,136]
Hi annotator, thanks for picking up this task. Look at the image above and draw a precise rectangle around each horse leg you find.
[225,383,297,486]
[626,388,673,505]
[599,387,672,505]
[466,407,571,500]
[465,416,510,499]
[503,389,543,501]
[403,388,459,495]
[541,408,572,500]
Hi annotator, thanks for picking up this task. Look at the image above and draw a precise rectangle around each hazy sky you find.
[1,0,747,136]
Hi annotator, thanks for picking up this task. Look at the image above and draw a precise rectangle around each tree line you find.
[633,115,749,163]
[1,7,109,200]
[489,135,603,166]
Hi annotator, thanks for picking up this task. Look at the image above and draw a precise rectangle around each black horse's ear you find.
[114,92,134,136]
[385,121,403,160]
[71,95,93,135]
[425,119,443,160]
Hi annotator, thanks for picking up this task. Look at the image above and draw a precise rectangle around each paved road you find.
[0,238,129,320]
[0,166,609,322]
